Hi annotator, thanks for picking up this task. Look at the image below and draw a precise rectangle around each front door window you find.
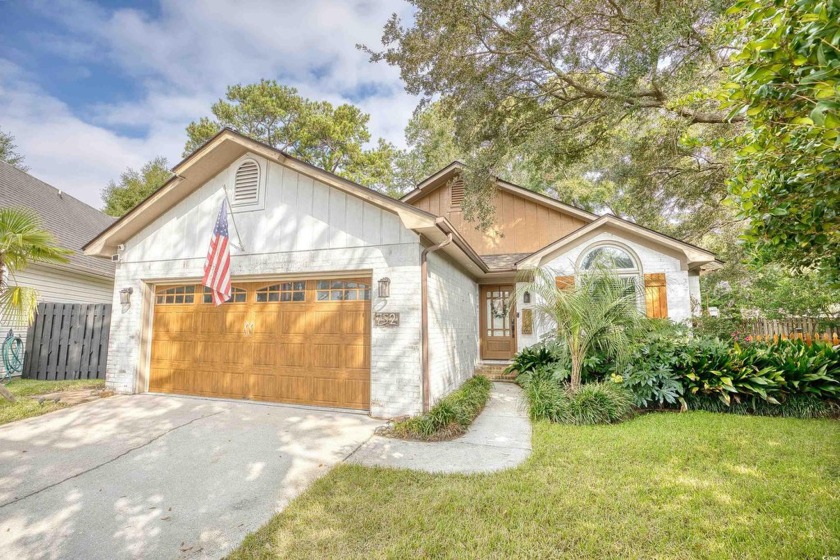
[485,289,512,338]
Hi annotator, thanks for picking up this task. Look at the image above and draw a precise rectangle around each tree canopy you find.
[102,157,172,217]
[364,0,738,229]
[0,127,28,171]
[184,80,400,194]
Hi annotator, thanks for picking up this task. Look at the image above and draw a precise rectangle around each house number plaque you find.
[374,312,400,327]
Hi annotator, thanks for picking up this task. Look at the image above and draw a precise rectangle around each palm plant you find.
[521,266,642,391]
[0,208,71,325]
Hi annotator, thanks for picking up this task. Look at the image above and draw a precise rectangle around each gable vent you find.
[234,160,260,203]
[450,177,464,208]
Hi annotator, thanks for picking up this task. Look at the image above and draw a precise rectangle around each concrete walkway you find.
[347,382,532,474]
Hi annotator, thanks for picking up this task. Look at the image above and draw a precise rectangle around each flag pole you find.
[221,185,246,251]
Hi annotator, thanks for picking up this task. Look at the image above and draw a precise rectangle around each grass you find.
[0,378,105,426]
[390,375,492,440]
[229,412,839,560]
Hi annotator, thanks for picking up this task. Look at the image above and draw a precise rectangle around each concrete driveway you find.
[0,394,382,559]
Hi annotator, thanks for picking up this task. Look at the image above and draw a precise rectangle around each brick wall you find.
[426,251,479,405]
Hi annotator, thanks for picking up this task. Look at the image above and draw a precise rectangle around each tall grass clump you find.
[391,375,492,440]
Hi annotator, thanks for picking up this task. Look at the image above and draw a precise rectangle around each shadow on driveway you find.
[0,394,382,559]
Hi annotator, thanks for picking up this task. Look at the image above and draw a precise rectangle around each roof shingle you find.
[0,162,115,278]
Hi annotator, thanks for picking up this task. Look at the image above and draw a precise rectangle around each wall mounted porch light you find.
[119,287,134,306]
[378,277,391,299]
[523,290,531,304]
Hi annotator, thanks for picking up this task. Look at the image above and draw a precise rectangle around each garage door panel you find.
[149,279,371,410]
[310,311,342,335]
[196,311,225,335]
[344,345,370,369]
[272,343,307,367]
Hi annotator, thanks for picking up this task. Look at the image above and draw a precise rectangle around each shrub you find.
[522,377,568,423]
[621,327,690,407]
[523,380,634,425]
[684,393,839,419]
[758,339,840,399]
[391,375,492,440]
[504,340,565,375]
[563,382,635,425]
[516,362,570,388]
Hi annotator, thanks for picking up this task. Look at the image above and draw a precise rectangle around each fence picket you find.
[743,316,838,346]
[22,303,112,380]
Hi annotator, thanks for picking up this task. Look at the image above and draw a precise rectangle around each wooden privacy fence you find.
[744,317,839,346]
[23,303,112,380]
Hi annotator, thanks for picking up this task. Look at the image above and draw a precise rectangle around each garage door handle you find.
[243,321,255,335]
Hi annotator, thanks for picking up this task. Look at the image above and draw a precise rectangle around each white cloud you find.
[2,0,419,208]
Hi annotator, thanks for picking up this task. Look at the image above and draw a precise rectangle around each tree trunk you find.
[570,353,582,391]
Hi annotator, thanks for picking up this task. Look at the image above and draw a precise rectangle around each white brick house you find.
[84,129,718,418]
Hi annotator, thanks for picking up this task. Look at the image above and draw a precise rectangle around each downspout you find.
[420,233,453,413]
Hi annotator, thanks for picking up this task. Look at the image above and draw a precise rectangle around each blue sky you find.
[0,0,417,207]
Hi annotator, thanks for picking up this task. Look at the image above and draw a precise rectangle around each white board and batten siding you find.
[111,153,427,418]
[1,264,114,375]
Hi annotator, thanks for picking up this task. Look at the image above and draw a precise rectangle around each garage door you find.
[148,278,371,410]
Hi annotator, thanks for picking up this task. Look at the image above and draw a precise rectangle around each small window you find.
[450,177,464,209]
[234,160,260,204]
[203,286,246,304]
[316,280,371,301]
[256,281,306,302]
[155,285,195,305]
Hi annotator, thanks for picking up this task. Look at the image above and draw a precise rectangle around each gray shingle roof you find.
[480,253,532,270]
[0,162,115,278]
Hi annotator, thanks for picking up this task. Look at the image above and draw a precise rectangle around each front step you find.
[475,362,517,381]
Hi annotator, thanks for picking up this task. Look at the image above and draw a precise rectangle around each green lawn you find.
[0,378,105,426]
[230,412,839,560]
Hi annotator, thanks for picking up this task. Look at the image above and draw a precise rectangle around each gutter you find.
[420,232,453,413]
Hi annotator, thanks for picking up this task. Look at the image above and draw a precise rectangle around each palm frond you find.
[518,265,642,390]
[0,285,40,326]
[0,207,72,275]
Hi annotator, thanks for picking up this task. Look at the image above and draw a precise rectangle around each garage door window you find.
[256,282,306,302]
[316,280,371,301]
[155,285,195,304]
[203,286,246,304]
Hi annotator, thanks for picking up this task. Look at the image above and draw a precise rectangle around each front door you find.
[480,284,516,360]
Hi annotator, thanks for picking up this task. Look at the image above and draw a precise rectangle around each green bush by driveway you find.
[229,412,839,559]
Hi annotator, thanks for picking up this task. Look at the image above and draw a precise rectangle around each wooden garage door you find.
[149,278,371,410]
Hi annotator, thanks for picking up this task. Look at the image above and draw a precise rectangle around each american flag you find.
[202,199,232,305]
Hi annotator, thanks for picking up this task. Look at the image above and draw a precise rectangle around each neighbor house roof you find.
[0,162,115,278]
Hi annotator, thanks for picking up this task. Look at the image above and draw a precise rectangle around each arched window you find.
[577,243,643,309]
[233,160,260,203]
[579,245,638,271]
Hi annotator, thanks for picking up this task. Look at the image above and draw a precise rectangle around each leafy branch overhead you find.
[722,0,840,277]
[363,0,740,228]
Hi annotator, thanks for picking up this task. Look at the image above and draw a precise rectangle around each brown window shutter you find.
[555,275,575,290]
[644,273,668,318]
[450,178,464,208]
